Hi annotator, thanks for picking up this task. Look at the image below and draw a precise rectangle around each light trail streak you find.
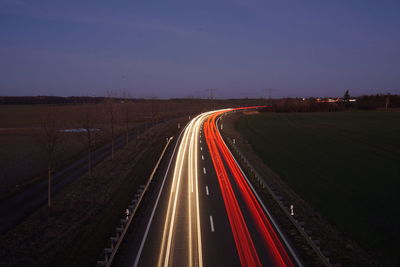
[193,114,204,267]
[204,110,262,267]
[204,107,295,267]
[156,106,295,267]
[215,119,294,267]
[158,120,192,267]
[157,111,218,267]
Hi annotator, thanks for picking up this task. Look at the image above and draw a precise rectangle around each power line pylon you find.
[263,88,274,106]
[206,88,217,110]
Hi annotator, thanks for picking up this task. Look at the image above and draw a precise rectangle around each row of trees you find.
[270,92,400,112]
[39,97,215,207]
[356,94,400,110]
[0,96,106,105]
[40,100,119,207]
[273,99,344,112]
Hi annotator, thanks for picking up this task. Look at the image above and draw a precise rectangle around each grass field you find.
[235,111,400,265]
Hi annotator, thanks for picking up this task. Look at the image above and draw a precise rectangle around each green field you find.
[235,111,400,265]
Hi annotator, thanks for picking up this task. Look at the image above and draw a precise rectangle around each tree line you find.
[38,96,215,208]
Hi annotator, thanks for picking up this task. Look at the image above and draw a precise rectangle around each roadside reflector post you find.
[233,138,235,144]
[290,204,294,216]
[125,208,130,220]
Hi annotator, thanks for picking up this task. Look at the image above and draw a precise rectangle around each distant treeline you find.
[273,94,400,112]
[0,96,210,105]
[0,96,108,105]
[0,95,269,107]
[1,94,399,111]
[356,94,400,110]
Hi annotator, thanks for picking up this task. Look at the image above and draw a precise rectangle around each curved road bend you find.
[117,108,300,267]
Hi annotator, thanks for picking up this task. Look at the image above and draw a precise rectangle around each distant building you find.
[315,97,356,103]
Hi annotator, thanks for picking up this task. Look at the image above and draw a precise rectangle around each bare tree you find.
[78,104,98,177]
[39,106,62,207]
[122,91,132,147]
[105,91,117,161]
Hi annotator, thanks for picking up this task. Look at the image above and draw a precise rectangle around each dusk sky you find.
[1,0,399,98]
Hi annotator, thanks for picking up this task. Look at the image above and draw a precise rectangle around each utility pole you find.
[206,88,217,110]
[263,88,275,106]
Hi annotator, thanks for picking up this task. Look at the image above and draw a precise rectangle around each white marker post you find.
[126,208,130,220]
[178,123,180,129]
[290,204,294,216]
[233,138,236,144]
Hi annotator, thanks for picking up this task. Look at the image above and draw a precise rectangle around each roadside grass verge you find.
[55,138,165,266]
[235,111,400,266]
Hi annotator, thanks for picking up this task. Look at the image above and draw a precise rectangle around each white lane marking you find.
[200,146,202,151]
[209,216,215,232]
[205,186,209,196]
[200,139,202,143]
[201,155,204,161]
[133,129,183,267]
[203,167,206,174]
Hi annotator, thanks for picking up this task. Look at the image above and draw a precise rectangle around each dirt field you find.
[0,100,213,197]
[234,111,400,266]
[0,116,182,266]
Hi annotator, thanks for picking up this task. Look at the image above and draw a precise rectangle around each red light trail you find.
[204,108,295,267]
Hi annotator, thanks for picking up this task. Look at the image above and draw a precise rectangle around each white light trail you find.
[157,110,229,267]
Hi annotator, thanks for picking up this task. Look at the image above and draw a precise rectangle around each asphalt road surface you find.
[116,108,302,267]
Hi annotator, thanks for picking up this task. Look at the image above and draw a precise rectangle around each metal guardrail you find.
[97,137,174,267]
[223,134,333,267]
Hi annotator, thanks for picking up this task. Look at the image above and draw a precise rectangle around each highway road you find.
[116,108,301,267]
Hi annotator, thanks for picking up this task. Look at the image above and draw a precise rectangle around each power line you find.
[263,88,275,105]
[206,88,217,100]
[206,88,217,110]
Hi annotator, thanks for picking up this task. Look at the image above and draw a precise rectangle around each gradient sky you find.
[1,0,399,98]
